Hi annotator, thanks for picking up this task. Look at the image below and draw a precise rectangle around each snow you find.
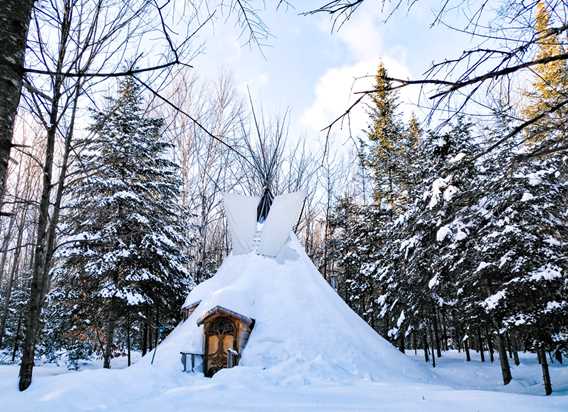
[443,185,459,201]
[396,311,406,327]
[545,301,567,313]
[449,152,466,163]
[428,176,458,208]
[521,192,534,202]
[482,290,506,311]
[428,177,448,208]
[437,225,450,242]
[476,262,492,272]
[2,350,567,411]
[529,265,563,282]
[507,265,564,284]
[428,275,439,289]
[3,226,567,411]
[171,234,426,382]
[436,221,467,243]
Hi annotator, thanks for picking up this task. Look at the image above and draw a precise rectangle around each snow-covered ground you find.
[3,236,568,411]
[1,350,567,412]
[3,237,567,411]
[408,349,568,396]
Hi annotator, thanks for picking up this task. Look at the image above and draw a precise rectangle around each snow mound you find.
[138,235,429,383]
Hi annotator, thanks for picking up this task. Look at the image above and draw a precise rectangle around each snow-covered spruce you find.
[49,77,193,369]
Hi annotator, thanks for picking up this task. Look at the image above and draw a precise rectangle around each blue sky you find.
[192,1,483,150]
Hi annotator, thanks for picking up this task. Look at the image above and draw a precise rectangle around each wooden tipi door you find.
[204,317,237,377]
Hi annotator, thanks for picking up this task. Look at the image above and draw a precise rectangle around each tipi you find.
[142,191,427,382]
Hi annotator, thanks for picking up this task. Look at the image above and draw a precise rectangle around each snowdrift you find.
[138,236,429,383]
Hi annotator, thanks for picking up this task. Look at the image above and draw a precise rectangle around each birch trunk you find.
[17,57,65,394]
[0,0,35,200]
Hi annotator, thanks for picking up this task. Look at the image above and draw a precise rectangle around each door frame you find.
[203,316,238,377]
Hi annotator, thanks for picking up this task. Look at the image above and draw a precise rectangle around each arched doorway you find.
[204,316,237,377]
[196,305,255,377]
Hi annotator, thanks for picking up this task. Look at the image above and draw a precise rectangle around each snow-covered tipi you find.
[142,191,426,382]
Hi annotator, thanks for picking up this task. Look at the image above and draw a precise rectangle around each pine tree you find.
[522,0,568,143]
[460,147,568,390]
[426,114,568,391]
[407,113,422,146]
[54,77,192,368]
[375,118,478,360]
[366,63,404,208]
[327,195,364,304]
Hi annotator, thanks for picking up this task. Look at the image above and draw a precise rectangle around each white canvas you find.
[257,191,305,257]
[223,193,260,255]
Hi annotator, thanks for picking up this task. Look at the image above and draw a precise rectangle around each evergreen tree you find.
[456,146,568,391]
[327,195,364,304]
[366,63,404,208]
[53,77,192,368]
[522,0,568,143]
[374,118,478,360]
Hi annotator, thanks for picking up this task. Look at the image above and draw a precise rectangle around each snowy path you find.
[1,351,568,412]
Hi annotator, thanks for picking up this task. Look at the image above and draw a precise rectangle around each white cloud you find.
[301,8,416,136]
[336,13,383,61]
[301,57,412,134]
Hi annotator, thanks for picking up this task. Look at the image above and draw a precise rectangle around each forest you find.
[0,0,567,408]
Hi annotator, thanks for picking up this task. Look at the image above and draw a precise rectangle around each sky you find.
[183,1,490,156]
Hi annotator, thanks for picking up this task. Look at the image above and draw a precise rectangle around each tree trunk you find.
[513,344,520,366]
[496,332,512,385]
[0,0,35,201]
[398,333,405,353]
[454,316,462,352]
[40,81,81,301]
[147,312,153,352]
[17,6,76,385]
[18,76,64,391]
[154,305,160,349]
[0,211,17,285]
[487,329,495,363]
[441,311,449,351]
[477,328,485,362]
[0,200,28,348]
[554,349,562,364]
[430,325,436,368]
[432,311,442,358]
[141,319,148,356]
[0,217,24,347]
[126,312,131,367]
[538,346,552,395]
[103,312,115,369]
[506,333,513,359]
[422,330,429,363]
[413,331,417,355]
[464,336,471,362]
[11,311,22,362]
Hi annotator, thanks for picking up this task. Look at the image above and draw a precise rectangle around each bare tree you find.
[0,0,35,205]
[304,1,568,157]
[162,72,245,283]
[17,0,204,391]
